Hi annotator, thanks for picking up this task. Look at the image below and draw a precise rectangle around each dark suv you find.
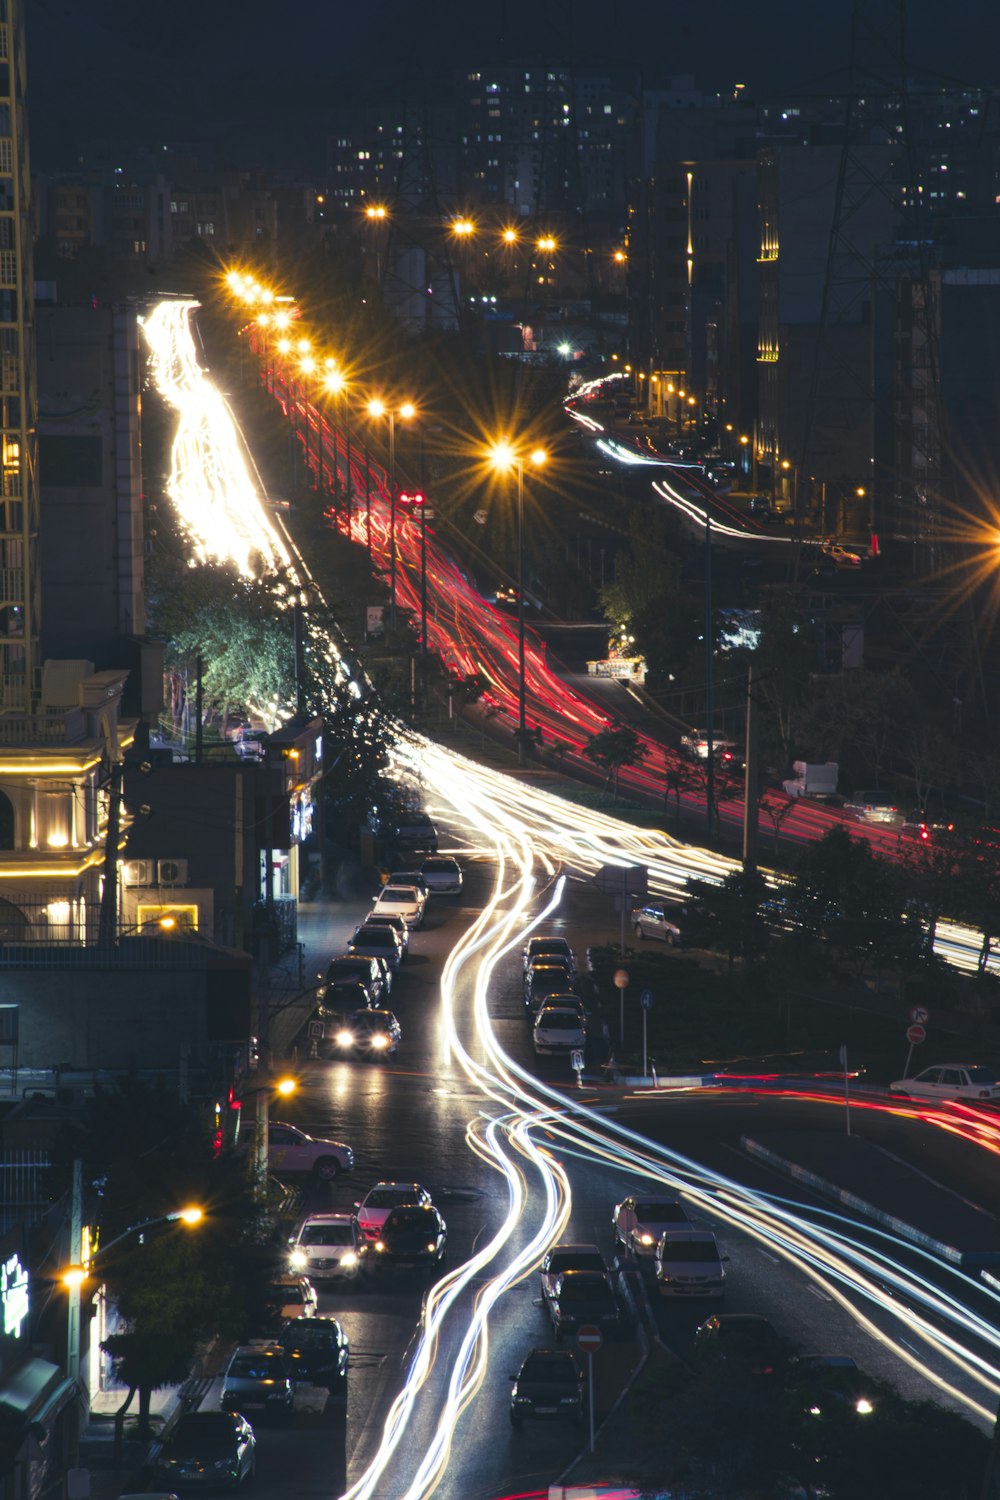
[510,1348,585,1427]
[548,1269,621,1341]
[362,1203,447,1275]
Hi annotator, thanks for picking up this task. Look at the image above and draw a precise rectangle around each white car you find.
[680,730,738,760]
[267,1122,354,1181]
[532,1003,586,1056]
[371,884,425,928]
[540,1243,612,1305]
[267,1273,319,1322]
[289,1213,362,1281]
[420,856,463,894]
[888,1064,1000,1103]
[613,1194,691,1257]
[654,1229,726,1299]
[355,1181,433,1240]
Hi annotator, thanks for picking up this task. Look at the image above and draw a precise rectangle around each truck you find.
[782,761,838,799]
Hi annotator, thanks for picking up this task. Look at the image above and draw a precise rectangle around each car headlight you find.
[374,1240,385,1253]
[341,1251,359,1267]
[513,1395,530,1405]
[855,1397,875,1416]
[289,1249,307,1270]
[335,1030,354,1047]
[371,1034,389,1049]
[426,1242,437,1252]
[638,1233,654,1246]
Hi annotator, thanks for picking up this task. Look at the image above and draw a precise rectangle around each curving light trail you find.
[147,299,1000,1499]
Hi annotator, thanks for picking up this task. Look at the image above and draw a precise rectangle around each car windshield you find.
[549,1252,605,1274]
[366,1188,415,1208]
[300,1224,355,1245]
[358,929,394,944]
[229,1354,284,1379]
[537,1013,582,1029]
[381,888,415,901]
[966,1068,998,1084]
[328,962,366,977]
[423,860,454,872]
[351,1011,390,1031]
[521,1355,575,1381]
[637,1201,686,1221]
[660,1242,719,1263]
[169,1416,236,1457]
[283,1325,338,1350]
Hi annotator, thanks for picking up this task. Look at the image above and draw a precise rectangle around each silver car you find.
[289,1213,362,1281]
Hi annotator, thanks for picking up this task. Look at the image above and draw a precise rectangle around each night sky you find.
[27,0,1000,172]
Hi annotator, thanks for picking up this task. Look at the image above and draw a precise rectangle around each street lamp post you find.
[489,442,548,766]
[253,1074,297,1201]
[368,399,415,627]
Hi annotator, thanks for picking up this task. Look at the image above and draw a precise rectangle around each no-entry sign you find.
[576,1323,603,1353]
[906,1023,926,1045]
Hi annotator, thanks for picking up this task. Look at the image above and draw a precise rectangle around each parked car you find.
[279,1316,350,1389]
[328,1007,401,1059]
[524,963,576,1015]
[548,1269,621,1341]
[266,1273,318,1323]
[842,789,904,827]
[393,815,439,852]
[289,1213,362,1281]
[362,913,410,957]
[820,541,863,568]
[631,902,685,945]
[509,1348,585,1427]
[153,1411,256,1492]
[220,1343,294,1421]
[654,1229,726,1299]
[540,1244,612,1305]
[533,1002,587,1057]
[319,955,386,1005]
[888,1063,1000,1103]
[266,1122,354,1181]
[387,869,431,902]
[523,936,576,975]
[789,1354,877,1418]
[314,983,373,1023]
[420,856,463,894]
[370,884,425,929]
[361,1203,447,1275]
[355,1181,433,1240]
[693,1313,789,1376]
[613,1194,690,1257]
[347,923,403,972]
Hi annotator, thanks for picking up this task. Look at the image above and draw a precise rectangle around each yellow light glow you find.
[296,338,311,355]
[781,459,791,469]
[740,434,750,445]
[489,441,516,472]
[226,271,243,291]
[367,398,386,418]
[256,313,271,329]
[276,338,292,355]
[46,900,71,923]
[502,228,518,244]
[260,289,274,305]
[276,1076,297,1097]
[856,486,866,497]
[62,1266,86,1291]
[159,915,177,930]
[399,402,416,422]
[299,355,317,376]
[366,204,387,220]
[688,396,697,406]
[178,1206,203,1226]
[452,218,475,236]
[324,371,345,394]
[537,236,557,252]
[613,250,626,263]
[46,833,69,849]
[273,311,291,331]
[529,448,548,468]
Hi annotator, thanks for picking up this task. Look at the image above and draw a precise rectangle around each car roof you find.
[301,1212,356,1225]
[657,1229,717,1245]
[546,1243,603,1257]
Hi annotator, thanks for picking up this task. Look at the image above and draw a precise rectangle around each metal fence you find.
[0,1149,51,1233]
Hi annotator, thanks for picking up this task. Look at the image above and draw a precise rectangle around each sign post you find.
[640,990,653,1078]
[576,1323,603,1452]
[570,1048,585,1089]
[613,968,629,1047]
[593,865,648,956]
[839,1042,851,1137]
[902,1020,926,1079]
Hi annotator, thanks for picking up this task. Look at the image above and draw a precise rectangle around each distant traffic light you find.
[398,490,426,508]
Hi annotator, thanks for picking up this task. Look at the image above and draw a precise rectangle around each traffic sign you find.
[910,1005,930,1025]
[570,1049,584,1073]
[906,1023,926,1045]
[640,989,653,1011]
[576,1324,603,1353]
[593,864,648,898]
[613,969,629,990]
[308,1020,324,1039]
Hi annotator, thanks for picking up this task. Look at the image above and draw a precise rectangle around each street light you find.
[253,1074,297,1200]
[488,441,548,766]
[61,1206,204,1387]
[368,398,416,625]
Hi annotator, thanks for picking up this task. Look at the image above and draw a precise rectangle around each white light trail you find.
[147,298,1000,1500]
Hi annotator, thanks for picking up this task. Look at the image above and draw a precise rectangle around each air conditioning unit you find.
[123,859,155,887]
[157,858,189,887]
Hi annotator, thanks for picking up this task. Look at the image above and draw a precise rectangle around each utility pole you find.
[704,508,715,837]
[67,1159,82,1390]
[195,655,204,766]
[742,661,759,871]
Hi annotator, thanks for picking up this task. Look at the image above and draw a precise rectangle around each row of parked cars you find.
[521,935,590,1059]
[306,856,463,1061]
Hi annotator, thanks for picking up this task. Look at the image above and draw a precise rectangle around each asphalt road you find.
[231,847,1000,1500]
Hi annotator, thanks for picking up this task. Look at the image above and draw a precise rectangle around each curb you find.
[741,1135,1000,1267]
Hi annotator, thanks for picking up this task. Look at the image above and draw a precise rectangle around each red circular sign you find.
[576,1323,603,1352]
[613,969,630,990]
[906,1023,926,1044]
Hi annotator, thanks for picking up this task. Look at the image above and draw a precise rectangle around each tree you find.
[687,866,771,973]
[51,1078,271,1437]
[583,725,647,799]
